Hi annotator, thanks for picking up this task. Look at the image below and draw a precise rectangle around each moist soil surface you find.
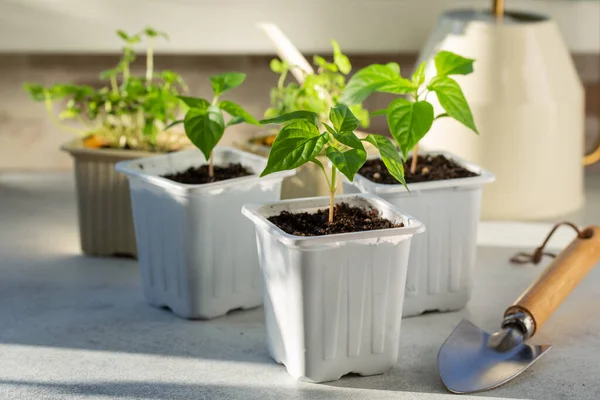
[359,154,478,184]
[268,202,403,236]
[162,163,252,184]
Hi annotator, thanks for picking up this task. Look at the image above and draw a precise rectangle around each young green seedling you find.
[171,72,259,177]
[260,105,405,223]
[341,51,478,174]
[265,40,370,128]
[23,27,186,151]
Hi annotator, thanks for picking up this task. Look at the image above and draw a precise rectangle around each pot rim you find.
[349,150,495,195]
[115,146,295,196]
[242,193,425,248]
[61,137,157,158]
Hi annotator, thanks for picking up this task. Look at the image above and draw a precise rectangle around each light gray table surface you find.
[1,172,599,400]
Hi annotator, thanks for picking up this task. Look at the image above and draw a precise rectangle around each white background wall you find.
[0,0,598,54]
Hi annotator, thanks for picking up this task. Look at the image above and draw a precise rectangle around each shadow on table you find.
[324,363,538,400]
[0,253,273,365]
[0,380,325,400]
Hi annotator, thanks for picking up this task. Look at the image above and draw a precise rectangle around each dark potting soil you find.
[162,163,252,184]
[268,202,403,236]
[359,154,478,184]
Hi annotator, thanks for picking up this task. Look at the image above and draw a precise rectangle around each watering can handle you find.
[584,143,600,166]
[505,226,600,336]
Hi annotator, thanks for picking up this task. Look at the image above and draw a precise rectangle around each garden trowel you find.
[438,225,600,394]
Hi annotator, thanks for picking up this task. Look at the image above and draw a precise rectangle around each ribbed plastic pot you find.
[62,139,154,257]
[116,146,293,319]
[242,194,424,382]
[343,152,494,317]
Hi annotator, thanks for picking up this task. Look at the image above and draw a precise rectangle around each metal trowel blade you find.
[438,319,551,394]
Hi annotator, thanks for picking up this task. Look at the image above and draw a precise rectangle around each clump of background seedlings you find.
[262,40,370,139]
[24,27,187,151]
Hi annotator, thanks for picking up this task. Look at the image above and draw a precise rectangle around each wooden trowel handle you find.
[505,225,600,336]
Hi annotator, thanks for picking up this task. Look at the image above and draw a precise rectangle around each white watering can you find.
[417,1,599,220]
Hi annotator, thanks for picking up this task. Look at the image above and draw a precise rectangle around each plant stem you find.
[110,75,118,94]
[146,37,154,87]
[44,97,83,136]
[277,69,288,89]
[209,152,214,178]
[411,143,419,174]
[328,166,337,223]
[123,64,130,85]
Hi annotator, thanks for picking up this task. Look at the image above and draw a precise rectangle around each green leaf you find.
[326,147,367,182]
[385,62,400,75]
[218,100,259,125]
[314,55,338,72]
[183,105,225,160]
[226,116,245,127]
[386,98,434,158]
[259,110,319,127]
[117,30,129,40]
[165,119,184,130]
[370,109,388,117]
[261,121,328,176]
[349,104,370,128]
[99,68,117,80]
[428,76,478,133]
[209,72,246,96]
[310,157,326,172]
[434,51,475,76]
[340,64,413,105]
[270,59,285,73]
[322,122,336,135]
[178,96,210,110]
[332,132,365,151]
[364,135,406,186]
[58,108,81,120]
[329,104,359,133]
[144,27,168,39]
[23,83,46,101]
[45,84,84,100]
[412,61,426,87]
[332,40,351,74]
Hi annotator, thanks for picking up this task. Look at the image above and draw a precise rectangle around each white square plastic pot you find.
[344,152,495,317]
[242,194,424,383]
[115,146,294,319]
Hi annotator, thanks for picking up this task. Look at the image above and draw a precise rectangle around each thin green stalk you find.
[110,75,118,94]
[277,69,288,89]
[44,96,83,136]
[146,37,154,86]
[123,64,130,85]
[328,166,337,223]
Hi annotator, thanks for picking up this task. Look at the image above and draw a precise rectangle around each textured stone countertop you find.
[1,172,599,400]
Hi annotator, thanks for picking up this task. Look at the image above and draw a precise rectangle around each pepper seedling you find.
[340,51,478,174]
[170,72,259,177]
[260,105,405,223]
[23,27,187,151]
[265,40,370,128]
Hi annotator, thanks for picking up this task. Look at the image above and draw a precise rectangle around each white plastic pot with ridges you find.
[116,146,293,319]
[344,152,494,317]
[242,194,424,383]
